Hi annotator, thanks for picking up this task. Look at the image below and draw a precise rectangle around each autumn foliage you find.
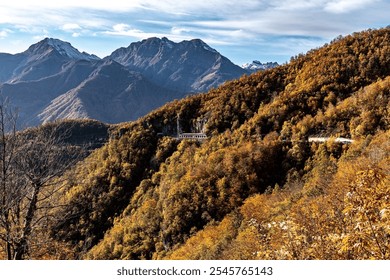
[2,27,388,260]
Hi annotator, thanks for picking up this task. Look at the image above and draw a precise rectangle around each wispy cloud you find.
[171,27,190,36]
[0,28,13,39]
[62,23,81,31]
[324,0,378,13]
[0,0,388,63]
[0,1,386,37]
[0,1,143,12]
[103,23,199,43]
[104,24,145,38]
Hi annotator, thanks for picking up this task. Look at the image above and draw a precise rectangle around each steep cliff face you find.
[108,37,247,92]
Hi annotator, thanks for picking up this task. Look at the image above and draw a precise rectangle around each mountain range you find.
[0,37,269,127]
[0,27,388,260]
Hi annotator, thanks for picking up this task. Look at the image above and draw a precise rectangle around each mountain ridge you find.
[108,37,247,92]
[0,37,255,127]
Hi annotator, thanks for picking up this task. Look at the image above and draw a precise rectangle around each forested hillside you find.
[1,27,388,260]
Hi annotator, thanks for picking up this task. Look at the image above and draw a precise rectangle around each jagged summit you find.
[27,38,100,61]
[242,60,279,72]
[108,37,246,92]
[114,37,218,55]
[186,38,218,53]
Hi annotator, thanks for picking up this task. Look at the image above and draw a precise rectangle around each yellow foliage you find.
[44,28,390,260]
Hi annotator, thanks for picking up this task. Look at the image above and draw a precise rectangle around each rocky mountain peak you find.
[108,37,246,93]
[242,60,279,72]
[27,38,100,61]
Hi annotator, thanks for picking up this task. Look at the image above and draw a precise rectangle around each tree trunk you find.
[5,210,13,260]
[13,184,40,260]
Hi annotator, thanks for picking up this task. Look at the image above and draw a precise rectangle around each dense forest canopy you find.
[1,27,389,260]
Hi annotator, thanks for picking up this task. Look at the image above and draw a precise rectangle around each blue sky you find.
[0,0,388,65]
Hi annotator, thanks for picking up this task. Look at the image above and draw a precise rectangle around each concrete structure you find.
[308,137,354,144]
[178,133,208,140]
[176,113,208,141]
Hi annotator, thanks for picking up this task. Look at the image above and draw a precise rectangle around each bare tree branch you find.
[0,97,82,259]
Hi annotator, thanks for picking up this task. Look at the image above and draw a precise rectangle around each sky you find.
[0,0,388,65]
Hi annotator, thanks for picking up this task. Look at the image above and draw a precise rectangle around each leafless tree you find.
[0,97,19,260]
[0,98,81,259]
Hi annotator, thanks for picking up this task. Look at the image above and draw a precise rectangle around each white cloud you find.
[271,0,326,11]
[0,29,13,38]
[104,24,180,42]
[270,0,379,13]
[0,3,112,29]
[0,0,388,63]
[171,27,190,35]
[62,23,93,38]
[112,24,132,33]
[0,0,386,37]
[104,24,153,39]
[0,1,143,12]
[324,0,378,13]
[0,1,266,21]
[109,24,145,36]
[62,23,82,31]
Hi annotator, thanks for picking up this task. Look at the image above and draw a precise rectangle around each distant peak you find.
[44,37,66,44]
[31,37,100,61]
[44,38,74,51]
[242,60,279,72]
